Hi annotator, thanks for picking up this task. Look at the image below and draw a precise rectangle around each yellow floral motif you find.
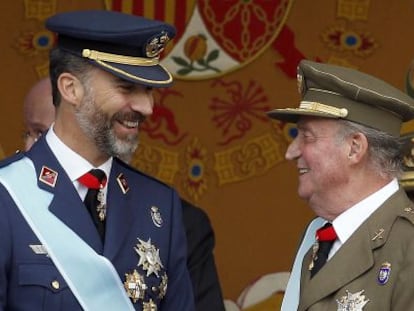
[337,0,370,21]
[24,0,56,21]
[214,132,285,185]
[132,144,179,185]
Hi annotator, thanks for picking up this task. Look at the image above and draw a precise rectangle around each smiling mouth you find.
[299,168,309,175]
[120,120,139,129]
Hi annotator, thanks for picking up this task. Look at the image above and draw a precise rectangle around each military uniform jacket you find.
[298,188,414,311]
[0,137,194,310]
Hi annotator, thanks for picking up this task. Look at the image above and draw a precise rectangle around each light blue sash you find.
[281,217,325,311]
[0,158,134,311]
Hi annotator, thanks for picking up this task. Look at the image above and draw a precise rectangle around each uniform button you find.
[51,280,60,290]
[152,286,158,293]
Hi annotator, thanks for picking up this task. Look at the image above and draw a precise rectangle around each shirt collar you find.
[45,123,113,182]
[332,178,399,244]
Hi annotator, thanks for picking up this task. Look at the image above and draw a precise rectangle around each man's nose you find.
[285,138,300,160]
[130,92,154,116]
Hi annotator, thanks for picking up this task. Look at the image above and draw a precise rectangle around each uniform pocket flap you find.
[19,264,69,292]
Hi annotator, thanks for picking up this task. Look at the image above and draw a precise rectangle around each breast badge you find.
[29,244,49,256]
[124,269,147,303]
[336,290,369,311]
[124,237,168,309]
[150,206,163,228]
[377,262,391,285]
[135,238,164,277]
[143,299,157,311]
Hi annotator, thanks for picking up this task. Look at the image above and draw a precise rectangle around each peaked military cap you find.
[46,10,176,87]
[267,60,414,136]
[400,132,414,191]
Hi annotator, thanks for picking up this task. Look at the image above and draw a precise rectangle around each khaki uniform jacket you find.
[298,188,414,311]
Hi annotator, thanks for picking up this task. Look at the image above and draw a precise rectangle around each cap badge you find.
[151,206,163,228]
[336,290,369,311]
[124,269,147,303]
[377,262,391,285]
[135,238,164,277]
[146,31,170,58]
[117,173,129,194]
[39,166,58,187]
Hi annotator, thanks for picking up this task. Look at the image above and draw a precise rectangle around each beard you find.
[74,87,140,160]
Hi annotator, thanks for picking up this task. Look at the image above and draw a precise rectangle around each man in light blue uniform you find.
[0,10,194,310]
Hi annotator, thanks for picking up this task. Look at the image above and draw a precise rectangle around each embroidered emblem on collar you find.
[337,290,369,311]
[124,269,147,303]
[151,206,163,228]
[372,228,385,241]
[134,238,164,277]
[39,166,58,187]
[117,173,129,194]
[378,262,391,285]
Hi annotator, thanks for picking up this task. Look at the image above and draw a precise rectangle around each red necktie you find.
[78,169,107,240]
[310,223,337,277]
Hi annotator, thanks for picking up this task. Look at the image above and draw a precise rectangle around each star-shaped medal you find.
[134,238,164,277]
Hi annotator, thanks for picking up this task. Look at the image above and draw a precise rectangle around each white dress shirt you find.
[45,124,112,201]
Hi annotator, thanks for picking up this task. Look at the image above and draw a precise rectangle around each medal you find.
[124,270,147,303]
[158,273,168,299]
[134,238,164,277]
[96,188,106,221]
[336,290,369,311]
[308,241,319,271]
[143,299,157,311]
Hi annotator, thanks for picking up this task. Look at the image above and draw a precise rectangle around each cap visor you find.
[266,108,339,123]
[94,60,173,88]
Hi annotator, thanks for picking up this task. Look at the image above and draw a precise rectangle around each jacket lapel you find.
[299,225,374,310]
[299,188,409,310]
[103,159,134,260]
[26,137,103,252]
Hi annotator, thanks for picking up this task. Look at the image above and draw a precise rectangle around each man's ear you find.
[348,132,368,162]
[57,72,84,107]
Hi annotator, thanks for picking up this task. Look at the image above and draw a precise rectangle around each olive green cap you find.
[267,60,414,137]
[400,132,414,191]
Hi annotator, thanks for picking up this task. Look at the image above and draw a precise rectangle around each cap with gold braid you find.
[267,60,414,137]
[46,10,176,88]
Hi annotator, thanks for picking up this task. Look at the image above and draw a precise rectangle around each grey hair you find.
[335,119,403,179]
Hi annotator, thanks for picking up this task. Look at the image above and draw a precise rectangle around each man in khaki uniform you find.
[268,60,414,310]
